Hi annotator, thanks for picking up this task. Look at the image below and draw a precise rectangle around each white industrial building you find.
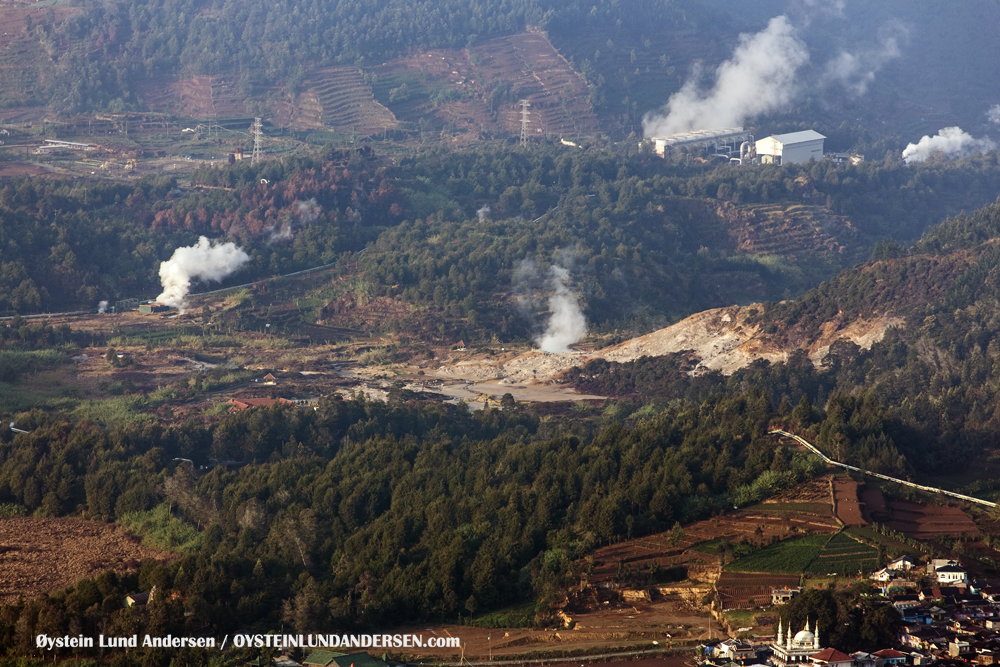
[755,130,826,165]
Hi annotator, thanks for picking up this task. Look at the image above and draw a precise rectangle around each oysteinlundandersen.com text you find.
[36,633,461,651]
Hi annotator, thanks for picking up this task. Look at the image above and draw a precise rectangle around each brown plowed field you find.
[884,500,979,539]
[833,478,865,527]
[860,486,889,523]
[716,572,800,611]
[0,517,170,604]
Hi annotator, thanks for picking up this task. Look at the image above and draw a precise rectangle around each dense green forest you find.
[0,389,819,654]
[4,144,1000,336]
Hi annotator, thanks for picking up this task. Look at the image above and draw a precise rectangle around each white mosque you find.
[770,619,822,667]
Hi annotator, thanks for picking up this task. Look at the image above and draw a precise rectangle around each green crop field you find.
[725,534,831,574]
[811,532,879,576]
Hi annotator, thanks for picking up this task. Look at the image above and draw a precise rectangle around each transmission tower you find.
[251,118,263,165]
[519,99,531,146]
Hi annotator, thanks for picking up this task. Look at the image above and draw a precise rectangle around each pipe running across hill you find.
[769,429,998,509]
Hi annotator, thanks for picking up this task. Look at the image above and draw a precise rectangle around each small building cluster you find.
[706,621,905,667]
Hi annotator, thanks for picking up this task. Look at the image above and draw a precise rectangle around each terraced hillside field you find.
[472,29,600,139]
[303,67,398,135]
[372,29,599,140]
[716,572,801,611]
[0,5,81,109]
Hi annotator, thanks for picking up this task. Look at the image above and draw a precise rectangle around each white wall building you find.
[935,565,968,585]
[755,130,826,165]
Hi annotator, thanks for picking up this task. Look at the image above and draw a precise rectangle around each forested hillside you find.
[0,389,820,649]
[568,198,1000,492]
[4,144,1000,335]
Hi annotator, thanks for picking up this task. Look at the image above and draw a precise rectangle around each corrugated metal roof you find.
[768,130,827,145]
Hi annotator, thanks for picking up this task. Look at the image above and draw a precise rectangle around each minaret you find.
[813,620,820,649]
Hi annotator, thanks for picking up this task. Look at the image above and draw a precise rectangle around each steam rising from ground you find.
[823,31,902,95]
[536,265,587,353]
[157,237,251,311]
[97,300,108,314]
[902,127,997,164]
[642,16,808,137]
[477,206,491,223]
[269,198,321,243]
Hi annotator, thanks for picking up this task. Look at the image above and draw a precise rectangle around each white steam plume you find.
[988,105,1000,125]
[97,300,108,314]
[156,237,251,311]
[536,265,587,353]
[297,198,321,223]
[642,16,809,138]
[901,127,996,164]
[477,205,491,223]
[823,31,902,95]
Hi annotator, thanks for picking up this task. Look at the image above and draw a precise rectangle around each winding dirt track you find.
[0,517,169,604]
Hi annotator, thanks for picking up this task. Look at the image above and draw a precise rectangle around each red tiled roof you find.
[874,649,908,659]
[811,649,853,663]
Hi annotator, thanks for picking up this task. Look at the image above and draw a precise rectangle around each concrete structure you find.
[888,555,917,571]
[772,587,802,605]
[138,303,170,313]
[771,620,821,667]
[755,130,826,165]
[936,565,968,585]
[648,127,749,158]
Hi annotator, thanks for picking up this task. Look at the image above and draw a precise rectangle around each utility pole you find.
[519,99,530,146]
[251,117,263,165]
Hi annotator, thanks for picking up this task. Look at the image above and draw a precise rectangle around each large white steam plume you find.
[157,237,251,311]
[642,16,809,138]
[901,127,997,164]
[536,265,587,353]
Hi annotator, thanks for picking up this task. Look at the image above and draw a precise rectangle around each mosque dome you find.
[791,630,815,647]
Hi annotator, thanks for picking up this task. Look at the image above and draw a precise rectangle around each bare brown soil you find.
[833,478,865,527]
[716,572,801,611]
[398,600,710,660]
[0,517,169,604]
[883,500,979,539]
[859,486,889,523]
[0,161,52,178]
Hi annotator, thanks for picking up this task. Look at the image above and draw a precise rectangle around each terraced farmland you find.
[730,203,861,262]
[810,531,878,576]
[471,30,599,139]
[372,29,599,140]
[725,534,830,574]
[716,572,801,611]
[305,67,397,135]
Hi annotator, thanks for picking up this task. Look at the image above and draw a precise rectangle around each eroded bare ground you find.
[419,304,902,397]
[0,518,170,604]
[398,600,710,660]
